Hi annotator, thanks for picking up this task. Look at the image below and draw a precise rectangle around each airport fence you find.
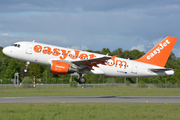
[0,83,180,89]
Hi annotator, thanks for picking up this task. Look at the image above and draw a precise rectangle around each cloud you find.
[0,0,180,57]
[131,45,145,52]
[147,37,164,49]
[0,35,70,47]
[1,33,13,36]
[0,0,179,13]
[70,45,88,50]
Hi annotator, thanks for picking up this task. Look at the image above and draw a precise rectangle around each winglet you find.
[135,36,177,67]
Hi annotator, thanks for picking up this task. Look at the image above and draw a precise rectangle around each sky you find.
[0,0,180,57]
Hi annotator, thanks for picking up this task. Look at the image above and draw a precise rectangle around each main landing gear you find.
[74,74,86,84]
[24,61,30,72]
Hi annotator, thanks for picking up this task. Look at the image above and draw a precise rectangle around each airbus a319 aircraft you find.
[2,36,177,84]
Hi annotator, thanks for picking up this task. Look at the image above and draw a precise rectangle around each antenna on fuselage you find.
[33,40,35,42]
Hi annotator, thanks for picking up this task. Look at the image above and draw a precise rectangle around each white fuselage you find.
[3,41,174,77]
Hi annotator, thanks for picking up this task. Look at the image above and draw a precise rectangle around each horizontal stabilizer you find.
[149,68,173,72]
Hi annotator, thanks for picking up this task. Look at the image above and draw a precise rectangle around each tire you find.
[78,77,86,84]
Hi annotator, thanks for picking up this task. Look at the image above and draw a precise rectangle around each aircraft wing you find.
[71,56,111,70]
[149,68,173,72]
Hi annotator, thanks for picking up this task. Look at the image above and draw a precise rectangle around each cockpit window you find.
[12,44,20,48]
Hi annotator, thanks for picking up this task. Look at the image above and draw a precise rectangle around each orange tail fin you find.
[135,36,177,67]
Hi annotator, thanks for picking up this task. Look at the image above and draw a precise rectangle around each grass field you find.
[0,103,180,120]
[0,87,180,97]
[1,87,180,120]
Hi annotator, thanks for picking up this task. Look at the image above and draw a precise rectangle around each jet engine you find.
[50,60,76,75]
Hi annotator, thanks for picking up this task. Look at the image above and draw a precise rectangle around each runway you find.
[0,96,180,103]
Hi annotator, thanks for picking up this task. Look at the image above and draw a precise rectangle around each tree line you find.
[0,46,180,84]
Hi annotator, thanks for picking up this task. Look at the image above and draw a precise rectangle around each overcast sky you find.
[0,0,180,57]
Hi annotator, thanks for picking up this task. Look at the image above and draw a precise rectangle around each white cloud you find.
[0,35,70,47]
[147,38,163,48]
[0,1,180,57]
[1,33,13,36]
[70,46,80,50]
[131,45,145,52]
[70,45,88,50]
[81,45,88,50]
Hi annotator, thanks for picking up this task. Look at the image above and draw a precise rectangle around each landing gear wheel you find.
[78,77,86,84]
[74,77,86,84]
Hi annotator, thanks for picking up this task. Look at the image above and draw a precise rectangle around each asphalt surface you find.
[0,96,180,103]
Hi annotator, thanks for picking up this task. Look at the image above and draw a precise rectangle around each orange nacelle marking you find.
[43,47,51,55]
[52,48,60,56]
[80,53,88,60]
[51,60,70,75]
[60,49,71,60]
[34,45,42,53]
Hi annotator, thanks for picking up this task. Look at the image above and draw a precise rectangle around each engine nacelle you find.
[50,60,76,75]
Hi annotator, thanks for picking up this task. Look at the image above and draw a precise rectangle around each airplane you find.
[2,36,177,84]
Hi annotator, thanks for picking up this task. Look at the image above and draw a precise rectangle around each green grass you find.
[1,87,180,120]
[0,103,180,120]
[0,87,180,97]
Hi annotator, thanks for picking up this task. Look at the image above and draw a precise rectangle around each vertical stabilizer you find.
[135,36,177,67]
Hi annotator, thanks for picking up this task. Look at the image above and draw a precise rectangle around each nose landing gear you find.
[24,61,30,72]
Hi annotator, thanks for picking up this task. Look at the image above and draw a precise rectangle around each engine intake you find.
[50,60,76,75]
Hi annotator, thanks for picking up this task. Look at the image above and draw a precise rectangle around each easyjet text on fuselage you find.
[33,45,128,69]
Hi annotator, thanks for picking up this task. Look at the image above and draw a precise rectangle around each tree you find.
[21,76,33,88]
[28,63,42,78]
[101,48,112,55]
[0,47,11,78]
[4,59,20,79]
[22,77,33,84]
[86,50,101,54]
[2,79,13,84]
[165,52,177,68]
[129,49,145,59]
[19,61,28,79]
[111,48,124,57]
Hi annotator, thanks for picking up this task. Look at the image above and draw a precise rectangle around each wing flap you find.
[71,56,111,69]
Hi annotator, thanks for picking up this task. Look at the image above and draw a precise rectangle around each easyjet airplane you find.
[2,36,177,84]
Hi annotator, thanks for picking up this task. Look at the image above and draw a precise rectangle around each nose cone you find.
[2,47,8,55]
[2,47,12,57]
